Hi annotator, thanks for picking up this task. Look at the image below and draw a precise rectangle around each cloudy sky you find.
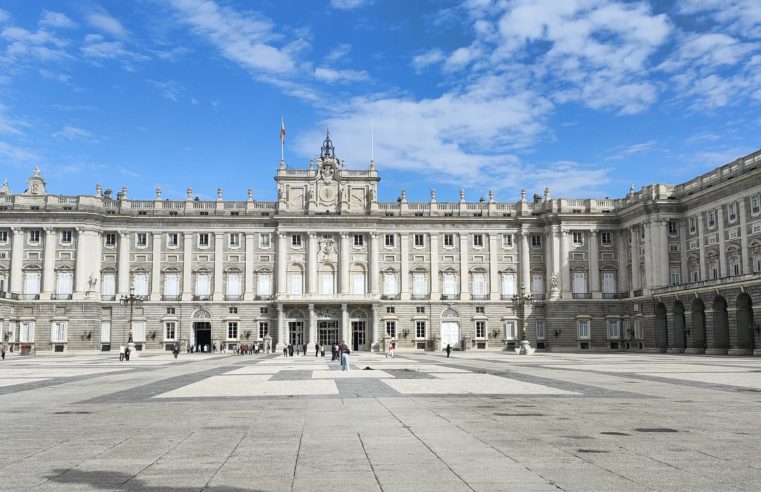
[1,0,760,202]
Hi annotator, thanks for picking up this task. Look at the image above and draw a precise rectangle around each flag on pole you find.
[280,117,286,146]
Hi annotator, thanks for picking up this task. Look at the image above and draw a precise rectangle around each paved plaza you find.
[0,351,760,491]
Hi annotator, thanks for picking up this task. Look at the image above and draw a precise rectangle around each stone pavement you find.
[0,350,760,491]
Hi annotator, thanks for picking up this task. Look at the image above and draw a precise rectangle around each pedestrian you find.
[288,343,294,357]
[296,344,300,356]
[331,344,337,361]
[446,343,451,358]
[266,343,271,354]
[340,342,351,371]
[124,346,130,361]
[119,344,125,362]
[173,343,179,359]
[388,341,395,358]
[303,342,307,356]
[315,343,320,357]
[320,344,325,357]
[1,343,6,360]
[283,345,288,357]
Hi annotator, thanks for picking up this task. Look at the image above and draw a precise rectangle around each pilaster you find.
[400,233,409,300]
[182,232,193,301]
[369,232,379,295]
[10,227,24,294]
[560,229,570,297]
[341,304,349,344]
[277,232,287,295]
[308,304,316,347]
[589,229,600,298]
[42,228,56,299]
[244,233,254,300]
[430,233,439,297]
[459,233,469,300]
[118,231,130,296]
[717,209,726,277]
[489,233,499,300]
[150,232,161,301]
[630,226,640,293]
[307,233,318,295]
[213,233,224,301]
[739,199,750,274]
[339,233,349,295]
[697,216,706,280]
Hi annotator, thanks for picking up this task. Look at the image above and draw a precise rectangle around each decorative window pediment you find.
[288,309,305,319]
[441,306,460,318]
[191,308,211,319]
[55,264,74,272]
[162,266,181,273]
[101,266,117,273]
[410,266,428,273]
[224,266,242,273]
[193,266,212,274]
[469,266,487,273]
[22,264,42,271]
[350,309,368,319]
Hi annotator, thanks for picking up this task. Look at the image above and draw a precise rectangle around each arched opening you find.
[673,301,686,350]
[713,296,729,350]
[691,298,706,350]
[655,302,668,353]
[736,293,754,352]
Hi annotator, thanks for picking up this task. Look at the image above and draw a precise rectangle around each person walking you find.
[283,345,288,357]
[446,343,451,358]
[331,344,337,361]
[388,341,395,358]
[173,343,180,359]
[288,343,294,357]
[303,342,308,357]
[320,344,325,357]
[119,344,125,362]
[124,346,131,361]
[1,343,6,360]
[315,343,320,357]
[340,341,351,371]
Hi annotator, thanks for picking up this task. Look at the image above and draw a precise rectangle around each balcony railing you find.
[381,294,400,300]
[633,289,643,297]
[441,294,460,300]
[18,294,40,300]
[602,292,623,299]
[470,294,487,301]
[162,295,182,301]
[51,294,73,300]
[411,294,429,300]
[255,294,273,300]
[534,294,546,300]
[225,295,242,301]
[572,293,592,299]
[101,295,116,301]
[192,295,211,301]
[0,291,19,300]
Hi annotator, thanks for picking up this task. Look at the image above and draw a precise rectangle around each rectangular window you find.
[443,273,456,296]
[751,195,760,214]
[132,321,146,342]
[29,230,40,243]
[227,321,238,339]
[227,273,240,297]
[606,319,620,339]
[384,234,395,247]
[386,306,395,314]
[412,273,427,296]
[504,321,516,340]
[102,274,115,297]
[352,273,365,295]
[165,321,176,340]
[259,233,271,248]
[105,233,116,247]
[670,272,681,286]
[56,272,73,295]
[602,272,615,294]
[383,273,397,296]
[353,234,364,247]
[164,274,178,296]
[502,234,513,248]
[167,307,176,314]
[531,234,542,247]
[23,272,40,295]
[19,321,35,343]
[259,307,268,314]
[289,273,303,295]
[473,234,483,247]
[472,273,486,297]
[385,321,396,338]
[536,320,546,340]
[60,230,72,243]
[475,306,485,314]
[707,210,716,227]
[51,321,67,343]
[229,233,240,247]
[443,234,454,247]
[198,233,209,247]
[0,230,7,243]
[257,273,271,296]
[572,232,583,245]
[195,274,209,296]
[258,321,269,339]
[633,319,642,339]
[573,272,587,294]
[475,321,486,339]
[531,274,544,296]
[136,233,147,247]
[577,319,590,339]
[668,221,678,235]
[728,203,737,221]
[414,234,425,247]
[502,273,515,297]
[601,232,611,245]
[291,234,302,247]
[167,233,178,247]
[416,306,425,314]
[416,321,426,338]
[688,217,697,234]
[100,321,111,344]
[320,272,334,295]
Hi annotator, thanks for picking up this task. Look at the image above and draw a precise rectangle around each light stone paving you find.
[1,351,760,491]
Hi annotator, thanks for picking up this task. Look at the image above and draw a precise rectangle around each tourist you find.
[388,341,395,358]
[446,344,451,358]
[119,344,125,362]
[320,344,325,357]
[173,343,179,359]
[302,342,307,356]
[340,341,351,371]
[283,345,288,357]
[288,343,294,357]
[314,343,319,357]
[124,346,130,361]
[1,343,6,360]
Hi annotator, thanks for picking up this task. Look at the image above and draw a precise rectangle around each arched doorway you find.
[713,296,729,352]
[736,293,754,353]
[655,303,668,353]
[191,308,212,352]
[691,298,706,351]
[673,301,686,352]
[440,307,460,350]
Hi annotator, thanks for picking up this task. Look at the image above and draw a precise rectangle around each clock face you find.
[319,184,337,205]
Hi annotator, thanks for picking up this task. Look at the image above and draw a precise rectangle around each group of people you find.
[118,344,131,361]
[281,340,352,370]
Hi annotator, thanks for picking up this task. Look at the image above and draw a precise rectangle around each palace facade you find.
[0,134,760,355]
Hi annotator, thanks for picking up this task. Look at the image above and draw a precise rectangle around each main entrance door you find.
[318,321,339,346]
[193,322,211,351]
[352,321,366,351]
[440,321,460,350]
[289,321,304,345]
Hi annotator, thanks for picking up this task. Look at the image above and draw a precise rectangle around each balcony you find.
[534,294,546,300]
[255,295,273,300]
[192,295,211,301]
[381,294,400,300]
[162,295,182,301]
[441,294,460,300]
[411,294,430,300]
[0,291,19,300]
[602,292,623,299]
[18,294,40,300]
[572,293,592,299]
[470,294,488,301]
[633,290,643,297]
[51,294,73,300]
[225,295,243,301]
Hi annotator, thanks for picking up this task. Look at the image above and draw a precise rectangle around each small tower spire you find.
[320,128,335,159]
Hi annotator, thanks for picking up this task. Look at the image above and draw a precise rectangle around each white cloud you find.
[329,0,370,10]
[86,10,127,38]
[325,43,351,63]
[523,161,612,198]
[168,0,295,74]
[53,125,98,142]
[678,0,761,33]
[80,33,147,63]
[0,104,29,135]
[314,67,368,83]
[605,140,658,161]
[145,79,182,102]
[39,11,77,29]
[2,25,71,61]
[443,46,481,72]
[0,140,39,163]
[411,49,444,72]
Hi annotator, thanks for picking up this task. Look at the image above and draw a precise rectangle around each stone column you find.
[489,233,499,300]
[589,230,600,298]
[42,228,56,299]
[697,216,706,280]
[277,304,286,351]
[213,233,224,300]
[630,226,640,293]
[430,233,439,299]
[150,232,161,301]
[551,226,561,295]
[307,233,318,295]
[341,304,349,344]
[739,200,750,274]
[74,228,95,300]
[459,233,469,300]
[9,228,24,294]
[717,210,726,277]
[182,232,192,301]
[339,233,349,295]
[308,304,316,347]
[617,231,628,294]
[544,227,554,296]
[400,233,409,300]
[277,232,287,295]
[118,231,130,296]
[560,230,570,298]
[643,222,653,292]
[658,219,670,287]
[244,233,254,301]
[371,304,379,351]
[679,221,688,284]
[520,229,532,296]
[369,232,379,295]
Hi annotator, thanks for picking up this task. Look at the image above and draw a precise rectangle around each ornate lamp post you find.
[511,283,535,355]
[120,285,143,354]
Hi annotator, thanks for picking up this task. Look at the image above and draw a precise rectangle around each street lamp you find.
[120,285,143,345]
[511,283,534,355]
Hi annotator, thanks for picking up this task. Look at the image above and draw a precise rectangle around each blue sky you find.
[1,0,760,202]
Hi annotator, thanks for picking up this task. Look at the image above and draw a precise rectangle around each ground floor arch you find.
[691,298,706,351]
[673,300,686,351]
[713,296,729,351]
[655,303,668,353]
[737,293,754,353]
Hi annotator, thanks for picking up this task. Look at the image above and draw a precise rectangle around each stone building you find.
[0,134,759,355]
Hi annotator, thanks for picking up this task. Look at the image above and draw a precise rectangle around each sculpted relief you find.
[319,238,337,262]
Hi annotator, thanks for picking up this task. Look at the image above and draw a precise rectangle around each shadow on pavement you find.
[47,469,266,491]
